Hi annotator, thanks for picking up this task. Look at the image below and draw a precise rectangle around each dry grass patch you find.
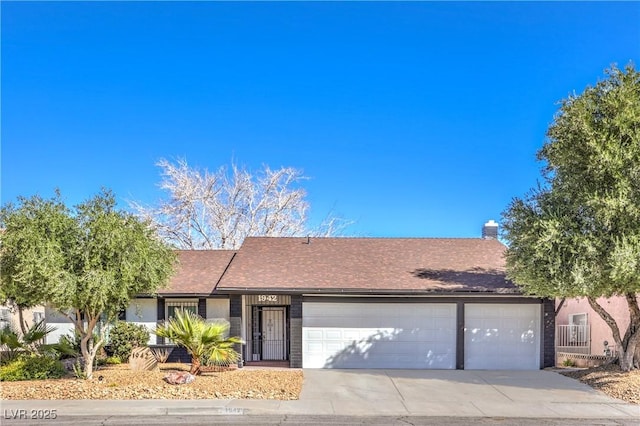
[0,363,303,400]
[559,364,640,405]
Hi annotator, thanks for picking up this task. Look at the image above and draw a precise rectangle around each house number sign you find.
[257,295,278,302]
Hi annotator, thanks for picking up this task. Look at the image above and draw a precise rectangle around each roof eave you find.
[153,292,215,297]
[213,287,524,296]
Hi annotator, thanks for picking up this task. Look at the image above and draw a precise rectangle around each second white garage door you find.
[302,302,457,369]
[465,304,541,370]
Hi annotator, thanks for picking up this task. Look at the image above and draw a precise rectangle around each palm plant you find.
[0,319,57,361]
[0,326,22,361]
[154,309,243,375]
[21,319,57,352]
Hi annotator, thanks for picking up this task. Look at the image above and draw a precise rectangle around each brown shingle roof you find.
[161,250,236,295]
[216,237,517,293]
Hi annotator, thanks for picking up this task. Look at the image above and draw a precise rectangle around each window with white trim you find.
[568,313,588,343]
[163,300,198,346]
[569,313,587,326]
[166,301,198,320]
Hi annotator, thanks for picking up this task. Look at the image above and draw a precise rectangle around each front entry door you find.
[251,306,288,361]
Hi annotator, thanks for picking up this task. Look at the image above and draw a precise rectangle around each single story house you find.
[47,221,555,370]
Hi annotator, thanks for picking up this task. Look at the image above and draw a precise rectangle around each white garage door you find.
[465,304,540,370]
[303,302,456,369]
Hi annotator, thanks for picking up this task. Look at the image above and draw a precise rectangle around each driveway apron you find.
[298,369,640,418]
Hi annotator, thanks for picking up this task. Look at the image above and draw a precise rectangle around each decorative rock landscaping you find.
[560,364,640,404]
[0,363,303,400]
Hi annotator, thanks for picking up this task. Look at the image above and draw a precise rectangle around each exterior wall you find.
[126,298,158,345]
[156,299,165,345]
[198,298,206,318]
[229,295,242,362]
[41,297,227,349]
[44,307,75,344]
[1,304,46,336]
[145,297,229,363]
[206,298,230,321]
[556,295,638,356]
[165,346,190,363]
[542,298,555,368]
[290,295,302,368]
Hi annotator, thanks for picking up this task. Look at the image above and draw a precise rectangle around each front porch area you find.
[555,323,618,367]
[241,295,292,364]
[556,323,591,355]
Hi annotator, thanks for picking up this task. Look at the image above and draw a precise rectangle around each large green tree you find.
[0,192,76,335]
[0,190,176,378]
[502,64,640,371]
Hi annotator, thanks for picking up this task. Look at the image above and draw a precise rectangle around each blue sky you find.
[2,2,639,238]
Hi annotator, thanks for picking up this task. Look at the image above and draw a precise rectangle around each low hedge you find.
[0,356,66,381]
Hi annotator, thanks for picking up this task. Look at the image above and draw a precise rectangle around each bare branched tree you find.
[132,159,350,249]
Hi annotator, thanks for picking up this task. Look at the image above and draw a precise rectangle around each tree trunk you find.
[17,306,28,336]
[79,316,103,379]
[79,331,94,379]
[190,356,201,375]
[555,297,566,316]
[620,293,640,371]
[588,294,640,371]
[587,296,623,348]
[619,327,640,372]
[81,345,94,379]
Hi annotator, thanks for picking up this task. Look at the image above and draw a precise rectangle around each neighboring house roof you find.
[160,250,236,295]
[215,237,517,294]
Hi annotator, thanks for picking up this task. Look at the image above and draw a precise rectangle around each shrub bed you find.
[0,356,66,381]
[108,322,150,361]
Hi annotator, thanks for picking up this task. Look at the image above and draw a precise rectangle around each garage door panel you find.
[325,342,344,352]
[465,304,540,370]
[405,329,436,340]
[324,329,342,340]
[342,330,361,340]
[304,329,323,340]
[302,302,456,369]
[304,341,323,353]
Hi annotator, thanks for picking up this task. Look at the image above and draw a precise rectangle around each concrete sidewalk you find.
[2,370,638,420]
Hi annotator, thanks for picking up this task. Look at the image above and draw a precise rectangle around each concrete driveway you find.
[287,369,640,418]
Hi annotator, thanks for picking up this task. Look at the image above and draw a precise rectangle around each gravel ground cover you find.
[558,364,640,405]
[0,363,303,400]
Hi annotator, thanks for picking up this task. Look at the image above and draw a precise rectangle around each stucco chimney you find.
[482,220,499,239]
